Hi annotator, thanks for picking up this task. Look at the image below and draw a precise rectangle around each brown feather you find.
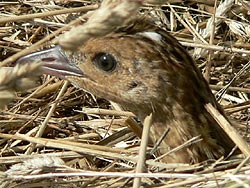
[17,17,237,163]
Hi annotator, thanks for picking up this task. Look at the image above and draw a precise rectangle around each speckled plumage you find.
[17,18,236,163]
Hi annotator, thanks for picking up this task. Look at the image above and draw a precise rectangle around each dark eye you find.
[93,53,117,72]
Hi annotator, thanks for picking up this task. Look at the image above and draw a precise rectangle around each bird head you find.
[17,29,183,116]
[16,20,208,120]
[16,19,236,163]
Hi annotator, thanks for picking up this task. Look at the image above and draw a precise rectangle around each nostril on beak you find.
[41,57,57,62]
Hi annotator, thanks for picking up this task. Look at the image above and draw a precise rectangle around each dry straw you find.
[59,0,142,50]
[0,63,42,109]
[194,0,235,58]
[59,0,171,50]
[0,0,250,187]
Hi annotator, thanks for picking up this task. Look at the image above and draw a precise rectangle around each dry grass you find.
[0,0,250,187]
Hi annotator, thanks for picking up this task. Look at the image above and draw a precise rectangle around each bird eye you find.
[93,53,117,72]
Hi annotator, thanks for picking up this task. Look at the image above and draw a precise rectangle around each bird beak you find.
[16,46,84,79]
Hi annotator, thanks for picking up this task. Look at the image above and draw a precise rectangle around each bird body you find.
[17,18,236,163]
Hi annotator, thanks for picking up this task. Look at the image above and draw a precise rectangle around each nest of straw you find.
[0,0,250,187]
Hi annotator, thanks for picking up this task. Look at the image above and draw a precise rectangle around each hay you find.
[0,0,249,187]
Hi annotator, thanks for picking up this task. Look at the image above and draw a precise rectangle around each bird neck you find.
[135,100,234,163]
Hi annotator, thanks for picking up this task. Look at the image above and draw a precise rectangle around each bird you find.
[17,18,236,163]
